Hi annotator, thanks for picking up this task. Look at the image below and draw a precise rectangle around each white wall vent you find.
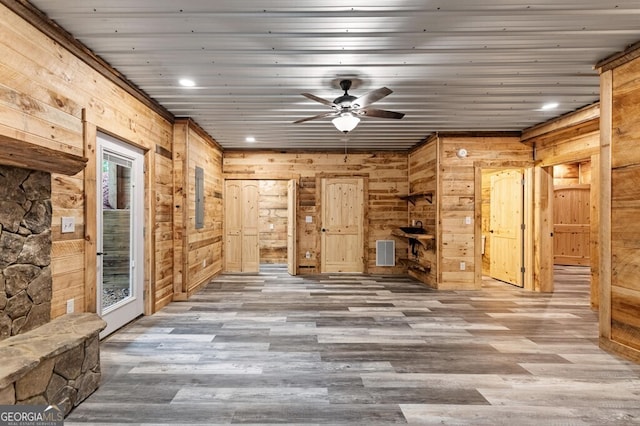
[376,240,395,267]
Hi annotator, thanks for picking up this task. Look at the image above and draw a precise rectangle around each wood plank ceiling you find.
[25,0,640,150]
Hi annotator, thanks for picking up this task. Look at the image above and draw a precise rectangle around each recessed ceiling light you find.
[541,102,559,110]
[245,136,256,143]
[179,78,195,87]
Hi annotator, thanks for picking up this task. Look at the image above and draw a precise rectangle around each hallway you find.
[67,266,640,425]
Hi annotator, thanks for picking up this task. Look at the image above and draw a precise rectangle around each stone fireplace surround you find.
[0,163,105,415]
[0,165,53,338]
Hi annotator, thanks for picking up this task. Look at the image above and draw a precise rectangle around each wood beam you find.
[0,135,87,175]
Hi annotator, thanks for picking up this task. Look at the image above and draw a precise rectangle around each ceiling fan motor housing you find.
[334,80,357,108]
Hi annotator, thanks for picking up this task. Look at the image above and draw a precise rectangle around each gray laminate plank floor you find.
[67,265,640,425]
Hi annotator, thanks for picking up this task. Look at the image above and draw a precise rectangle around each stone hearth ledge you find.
[0,313,106,413]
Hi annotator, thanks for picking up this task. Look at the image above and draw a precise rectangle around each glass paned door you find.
[97,133,144,337]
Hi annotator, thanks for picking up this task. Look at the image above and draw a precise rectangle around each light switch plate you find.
[61,217,75,233]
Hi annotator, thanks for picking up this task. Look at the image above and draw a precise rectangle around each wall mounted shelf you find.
[391,228,435,248]
[399,192,433,205]
[399,258,431,273]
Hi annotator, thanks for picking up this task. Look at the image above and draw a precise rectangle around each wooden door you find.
[490,170,523,287]
[321,177,365,273]
[553,184,590,265]
[241,181,260,272]
[287,179,297,275]
[224,180,259,272]
[224,181,242,272]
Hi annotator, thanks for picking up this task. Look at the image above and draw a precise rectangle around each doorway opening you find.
[552,161,592,267]
[224,179,297,275]
[480,168,526,288]
[552,160,592,297]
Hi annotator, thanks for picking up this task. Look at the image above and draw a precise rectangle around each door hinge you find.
[521,223,525,230]
[521,266,525,273]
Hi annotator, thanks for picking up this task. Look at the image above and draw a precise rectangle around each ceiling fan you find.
[293,79,405,133]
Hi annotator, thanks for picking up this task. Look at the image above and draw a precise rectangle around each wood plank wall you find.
[259,180,289,264]
[173,120,223,299]
[407,140,438,287]
[522,103,600,303]
[606,55,640,360]
[437,135,532,290]
[223,151,408,274]
[0,4,175,318]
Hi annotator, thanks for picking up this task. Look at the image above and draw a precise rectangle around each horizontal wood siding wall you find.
[438,135,532,290]
[223,152,408,274]
[154,148,174,310]
[259,180,288,264]
[407,141,438,287]
[173,120,223,298]
[609,56,640,357]
[0,5,174,318]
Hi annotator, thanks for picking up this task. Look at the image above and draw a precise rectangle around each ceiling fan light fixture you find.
[332,113,360,133]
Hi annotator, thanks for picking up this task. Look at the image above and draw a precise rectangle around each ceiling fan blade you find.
[293,111,337,124]
[359,107,405,119]
[352,87,392,108]
[301,93,337,107]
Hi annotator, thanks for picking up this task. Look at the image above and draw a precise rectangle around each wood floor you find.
[67,265,640,425]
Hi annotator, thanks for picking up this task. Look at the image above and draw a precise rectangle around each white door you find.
[97,133,144,337]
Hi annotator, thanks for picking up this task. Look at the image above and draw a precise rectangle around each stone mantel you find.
[0,136,87,176]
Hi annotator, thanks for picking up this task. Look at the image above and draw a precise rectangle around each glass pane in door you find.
[101,152,132,311]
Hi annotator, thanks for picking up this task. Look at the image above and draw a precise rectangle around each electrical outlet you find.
[459,261,466,271]
[61,217,75,233]
[305,251,311,259]
[465,216,472,225]
[305,216,312,223]
[270,223,274,230]
[66,299,74,313]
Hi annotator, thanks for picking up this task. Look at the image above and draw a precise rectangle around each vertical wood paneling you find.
[599,69,613,342]
[590,154,600,309]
